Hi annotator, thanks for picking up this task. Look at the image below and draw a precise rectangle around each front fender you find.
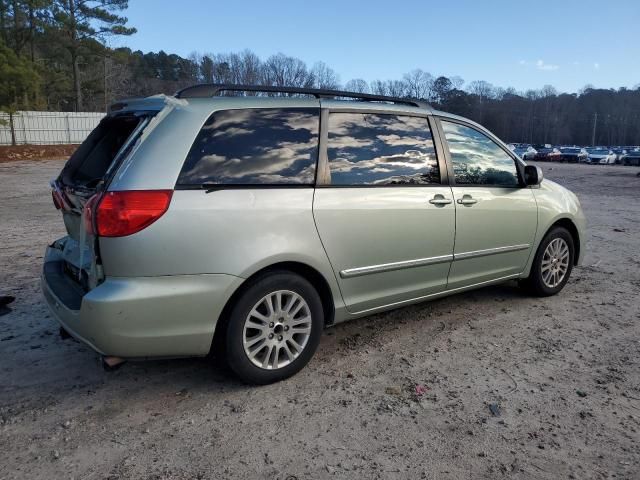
[522,180,586,276]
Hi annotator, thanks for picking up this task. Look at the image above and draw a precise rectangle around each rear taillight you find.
[93,190,173,238]
[83,193,102,235]
[52,190,63,210]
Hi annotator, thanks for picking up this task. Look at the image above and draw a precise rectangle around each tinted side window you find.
[327,113,439,186]
[441,121,520,186]
[178,108,319,185]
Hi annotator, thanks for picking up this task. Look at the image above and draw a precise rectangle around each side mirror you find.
[524,165,543,186]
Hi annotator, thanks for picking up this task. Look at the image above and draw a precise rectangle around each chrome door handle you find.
[456,196,477,206]
[429,195,452,206]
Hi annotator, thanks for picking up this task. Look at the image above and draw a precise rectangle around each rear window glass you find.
[62,115,143,188]
[178,108,319,185]
[326,113,439,186]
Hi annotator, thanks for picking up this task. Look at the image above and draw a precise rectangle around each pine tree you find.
[51,0,135,111]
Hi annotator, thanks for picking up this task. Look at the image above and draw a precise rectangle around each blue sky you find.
[119,0,639,93]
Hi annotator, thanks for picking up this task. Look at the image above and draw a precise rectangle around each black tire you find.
[522,226,575,297]
[225,271,323,385]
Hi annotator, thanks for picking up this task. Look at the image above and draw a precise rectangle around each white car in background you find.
[509,144,537,160]
[598,151,617,165]
[522,146,538,160]
[583,147,611,164]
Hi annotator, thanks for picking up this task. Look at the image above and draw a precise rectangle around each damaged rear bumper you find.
[41,244,243,359]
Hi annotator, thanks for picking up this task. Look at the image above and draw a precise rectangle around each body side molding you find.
[339,244,530,279]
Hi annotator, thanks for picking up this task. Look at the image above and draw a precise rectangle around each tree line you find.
[2,1,640,146]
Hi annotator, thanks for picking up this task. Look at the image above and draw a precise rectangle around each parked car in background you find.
[533,145,553,161]
[584,147,611,164]
[610,147,626,164]
[547,148,562,162]
[548,147,585,163]
[41,84,586,384]
[598,150,617,165]
[511,145,537,160]
[621,148,640,166]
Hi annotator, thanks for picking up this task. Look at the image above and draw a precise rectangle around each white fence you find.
[0,111,105,145]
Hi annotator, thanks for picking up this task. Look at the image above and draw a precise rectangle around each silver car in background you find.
[42,85,586,384]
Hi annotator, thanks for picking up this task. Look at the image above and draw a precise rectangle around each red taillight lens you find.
[95,190,173,237]
[83,193,102,235]
[52,190,63,210]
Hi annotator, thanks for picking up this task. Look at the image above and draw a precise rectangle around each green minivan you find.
[42,85,586,384]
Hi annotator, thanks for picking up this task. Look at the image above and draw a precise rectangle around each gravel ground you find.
[1,160,639,480]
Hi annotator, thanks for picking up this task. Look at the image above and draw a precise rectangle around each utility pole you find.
[591,112,598,146]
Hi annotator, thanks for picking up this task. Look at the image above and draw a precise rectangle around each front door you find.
[438,119,538,289]
[313,111,455,314]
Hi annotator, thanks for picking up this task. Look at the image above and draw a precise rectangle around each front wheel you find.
[522,227,575,296]
[225,272,323,384]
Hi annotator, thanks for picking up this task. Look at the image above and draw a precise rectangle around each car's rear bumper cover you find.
[41,246,243,358]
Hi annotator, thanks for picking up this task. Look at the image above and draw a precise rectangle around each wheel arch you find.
[210,261,337,355]
[548,217,581,265]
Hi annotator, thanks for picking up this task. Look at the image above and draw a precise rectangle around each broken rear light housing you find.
[51,190,63,210]
[93,190,173,237]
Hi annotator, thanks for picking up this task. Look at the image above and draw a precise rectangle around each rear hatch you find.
[50,111,154,293]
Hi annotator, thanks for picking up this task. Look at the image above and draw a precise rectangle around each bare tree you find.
[468,80,495,101]
[344,78,369,93]
[371,79,407,97]
[262,53,313,89]
[403,69,432,99]
[105,55,132,105]
[450,76,465,90]
[540,84,558,98]
[225,49,262,85]
[370,79,387,95]
[310,61,340,89]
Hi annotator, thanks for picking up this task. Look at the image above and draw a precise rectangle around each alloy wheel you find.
[541,238,570,288]
[242,290,312,370]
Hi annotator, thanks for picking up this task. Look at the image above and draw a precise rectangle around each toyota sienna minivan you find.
[42,84,586,384]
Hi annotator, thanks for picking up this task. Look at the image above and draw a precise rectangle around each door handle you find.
[429,195,452,206]
[456,195,478,206]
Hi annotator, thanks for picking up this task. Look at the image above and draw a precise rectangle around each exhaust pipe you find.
[102,356,126,371]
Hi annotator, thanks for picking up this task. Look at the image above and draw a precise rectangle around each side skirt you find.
[335,273,521,321]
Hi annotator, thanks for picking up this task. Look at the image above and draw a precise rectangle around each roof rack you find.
[174,83,430,109]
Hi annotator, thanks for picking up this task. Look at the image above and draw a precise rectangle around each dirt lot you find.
[1,160,639,480]
[0,145,78,163]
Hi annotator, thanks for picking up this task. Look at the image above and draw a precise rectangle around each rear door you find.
[436,118,537,289]
[313,108,455,314]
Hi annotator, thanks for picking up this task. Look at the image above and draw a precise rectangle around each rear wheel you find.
[522,227,574,296]
[225,272,323,384]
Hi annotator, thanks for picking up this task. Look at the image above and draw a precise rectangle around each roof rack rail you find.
[174,83,430,109]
